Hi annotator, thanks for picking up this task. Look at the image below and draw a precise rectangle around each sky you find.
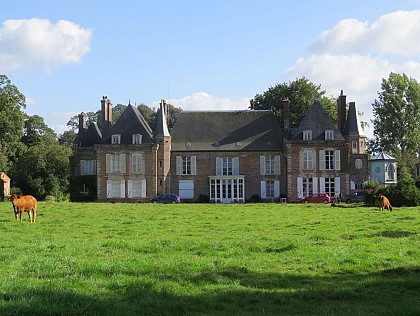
[1,0,420,139]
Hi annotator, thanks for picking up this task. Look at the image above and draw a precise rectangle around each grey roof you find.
[80,122,102,146]
[343,102,364,137]
[106,104,154,144]
[171,110,283,151]
[154,102,170,138]
[291,100,344,141]
[371,152,396,161]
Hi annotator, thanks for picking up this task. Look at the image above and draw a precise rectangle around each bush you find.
[248,194,261,203]
[198,194,210,203]
[10,187,23,195]
[381,178,420,207]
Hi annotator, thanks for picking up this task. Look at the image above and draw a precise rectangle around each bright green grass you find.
[0,202,418,315]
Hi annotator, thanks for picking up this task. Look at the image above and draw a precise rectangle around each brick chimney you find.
[337,90,347,133]
[100,96,112,135]
[282,97,290,129]
[78,112,87,131]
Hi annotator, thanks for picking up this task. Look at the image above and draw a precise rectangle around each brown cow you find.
[378,194,393,212]
[10,194,37,223]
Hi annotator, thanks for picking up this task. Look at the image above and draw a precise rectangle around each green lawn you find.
[0,202,419,315]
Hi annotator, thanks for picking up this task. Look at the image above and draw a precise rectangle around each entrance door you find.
[221,179,232,203]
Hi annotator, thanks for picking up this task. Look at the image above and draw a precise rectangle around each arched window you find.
[387,163,395,180]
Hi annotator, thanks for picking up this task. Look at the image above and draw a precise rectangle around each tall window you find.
[176,156,196,175]
[325,150,334,170]
[80,160,96,175]
[352,141,358,154]
[324,177,335,197]
[106,154,126,173]
[387,164,395,180]
[303,150,313,170]
[182,156,192,175]
[131,153,142,174]
[222,158,233,175]
[302,177,313,196]
[265,156,275,175]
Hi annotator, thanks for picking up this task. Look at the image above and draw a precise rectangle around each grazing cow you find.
[378,194,393,212]
[10,194,37,223]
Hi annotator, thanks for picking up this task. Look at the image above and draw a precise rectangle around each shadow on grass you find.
[1,266,419,315]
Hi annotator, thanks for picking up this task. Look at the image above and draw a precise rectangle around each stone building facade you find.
[70,91,368,203]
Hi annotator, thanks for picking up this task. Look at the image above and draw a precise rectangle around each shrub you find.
[249,194,261,203]
[198,194,210,203]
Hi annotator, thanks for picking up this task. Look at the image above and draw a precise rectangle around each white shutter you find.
[351,180,355,190]
[274,181,280,198]
[119,154,126,173]
[260,181,266,198]
[176,156,182,175]
[335,150,341,170]
[120,180,125,198]
[274,155,281,175]
[80,161,85,175]
[216,157,222,176]
[106,154,111,173]
[141,179,147,198]
[319,177,326,192]
[106,180,112,198]
[297,177,303,198]
[313,177,318,193]
[319,150,325,171]
[191,156,197,175]
[260,156,265,175]
[233,157,239,175]
[335,177,341,196]
[127,180,133,198]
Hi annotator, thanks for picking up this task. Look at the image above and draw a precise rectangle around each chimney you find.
[101,96,112,134]
[161,99,167,116]
[78,112,87,131]
[337,90,347,133]
[282,97,290,129]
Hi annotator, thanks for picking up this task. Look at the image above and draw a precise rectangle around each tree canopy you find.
[370,72,420,155]
[249,77,336,128]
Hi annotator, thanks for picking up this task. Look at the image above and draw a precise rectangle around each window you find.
[266,181,275,198]
[210,177,245,203]
[131,153,143,174]
[222,158,233,175]
[387,163,395,180]
[128,179,146,198]
[216,157,239,176]
[324,177,335,197]
[355,158,362,169]
[303,150,314,170]
[265,156,275,175]
[106,154,126,173]
[80,160,96,175]
[111,134,121,144]
[183,156,192,175]
[352,141,358,154]
[303,130,312,140]
[325,150,334,170]
[176,156,197,175]
[302,177,313,196]
[319,149,340,170]
[260,155,280,175]
[325,130,334,140]
[132,134,142,144]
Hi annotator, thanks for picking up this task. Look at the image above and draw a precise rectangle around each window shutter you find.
[119,154,126,173]
[93,160,97,175]
[176,156,182,175]
[106,180,112,198]
[233,157,239,175]
[319,150,325,171]
[191,156,197,175]
[335,150,341,170]
[260,156,265,175]
[141,179,147,198]
[106,154,111,173]
[120,180,125,198]
[274,181,280,198]
[351,181,355,190]
[216,157,222,176]
[274,155,281,175]
[335,177,341,196]
[297,177,303,198]
[127,180,133,198]
[260,181,266,198]
[80,160,85,175]
[319,177,325,192]
[313,177,318,193]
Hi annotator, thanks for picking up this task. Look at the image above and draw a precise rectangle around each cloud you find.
[285,10,420,139]
[0,18,91,71]
[152,92,251,111]
[310,10,420,56]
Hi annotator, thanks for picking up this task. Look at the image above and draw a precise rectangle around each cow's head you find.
[9,194,20,202]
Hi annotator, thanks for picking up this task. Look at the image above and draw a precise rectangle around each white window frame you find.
[302,150,314,171]
[80,160,97,175]
[132,134,142,145]
[303,130,312,141]
[111,134,121,144]
[106,154,126,174]
[131,153,143,174]
[325,130,334,140]
[176,156,197,175]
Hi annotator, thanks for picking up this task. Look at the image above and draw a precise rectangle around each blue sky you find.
[1,0,420,138]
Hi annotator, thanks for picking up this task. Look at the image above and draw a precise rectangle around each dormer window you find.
[111,134,121,144]
[325,130,334,140]
[303,130,312,141]
[132,134,142,145]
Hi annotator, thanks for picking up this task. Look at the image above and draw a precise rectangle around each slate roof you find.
[154,103,170,138]
[171,110,283,151]
[343,102,364,137]
[105,104,154,145]
[290,100,344,141]
[80,122,102,146]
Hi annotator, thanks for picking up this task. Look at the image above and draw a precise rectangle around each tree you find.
[370,73,420,155]
[249,77,336,127]
[138,103,157,128]
[22,114,57,147]
[0,75,26,171]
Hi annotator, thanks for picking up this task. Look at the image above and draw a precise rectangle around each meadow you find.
[0,201,418,315]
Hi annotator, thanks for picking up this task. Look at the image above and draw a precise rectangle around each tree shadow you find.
[1,266,419,315]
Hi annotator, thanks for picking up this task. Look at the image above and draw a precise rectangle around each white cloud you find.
[0,18,91,71]
[311,10,420,56]
[152,92,251,111]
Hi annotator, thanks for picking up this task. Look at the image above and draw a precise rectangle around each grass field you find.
[0,201,419,315]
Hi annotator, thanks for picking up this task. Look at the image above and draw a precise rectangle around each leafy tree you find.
[250,77,336,127]
[0,75,26,171]
[58,130,77,146]
[164,103,183,130]
[138,103,157,128]
[22,114,57,147]
[67,111,100,131]
[370,73,420,155]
